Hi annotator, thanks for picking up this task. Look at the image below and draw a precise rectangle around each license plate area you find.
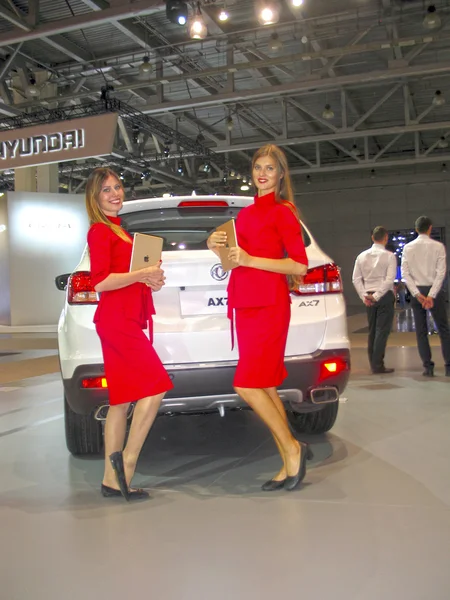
[179,288,228,316]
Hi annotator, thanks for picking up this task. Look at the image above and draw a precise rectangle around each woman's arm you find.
[94,265,165,293]
[228,248,307,276]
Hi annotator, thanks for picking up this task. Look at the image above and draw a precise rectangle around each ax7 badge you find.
[299,300,320,307]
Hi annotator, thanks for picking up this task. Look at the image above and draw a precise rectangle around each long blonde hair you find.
[252,144,303,290]
[85,167,131,244]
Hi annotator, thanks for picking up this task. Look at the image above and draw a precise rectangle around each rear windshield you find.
[121,207,311,252]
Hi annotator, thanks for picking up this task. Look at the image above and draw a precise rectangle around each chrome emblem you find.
[210,263,228,282]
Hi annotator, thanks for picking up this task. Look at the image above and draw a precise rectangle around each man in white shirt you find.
[401,216,450,377]
[352,226,397,374]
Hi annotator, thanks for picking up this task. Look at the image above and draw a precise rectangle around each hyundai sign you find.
[0,112,118,169]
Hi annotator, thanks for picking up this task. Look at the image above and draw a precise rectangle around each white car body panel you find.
[58,195,350,379]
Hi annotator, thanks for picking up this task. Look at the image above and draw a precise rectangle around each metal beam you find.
[0,42,22,83]
[352,83,402,130]
[287,98,338,132]
[0,0,164,46]
[118,116,133,153]
[289,154,450,176]
[212,121,450,153]
[0,1,31,31]
[372,133,404,162]
[27,0,39,27]
[42,35,92,63]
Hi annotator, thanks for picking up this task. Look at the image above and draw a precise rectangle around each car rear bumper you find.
[63,349,350,416]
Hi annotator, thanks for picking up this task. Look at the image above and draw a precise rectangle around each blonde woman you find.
[208,145,312,492]
[86,167,173,501]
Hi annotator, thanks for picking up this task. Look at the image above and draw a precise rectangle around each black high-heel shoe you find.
[101,484,150,501]
[284,443,314,492]
[109,451,130,501]
[261,478,286,492]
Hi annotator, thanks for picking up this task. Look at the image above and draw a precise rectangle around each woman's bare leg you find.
[235,386,300,477]
[102,403,130,488]
[122,392,165,486]
[264,387,290,481]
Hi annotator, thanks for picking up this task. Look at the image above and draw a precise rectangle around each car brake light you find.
[319,357,348,381]
[68,271,98,305]
[292,263,342,295]
[177,200,229,207]
[82,377,108,388]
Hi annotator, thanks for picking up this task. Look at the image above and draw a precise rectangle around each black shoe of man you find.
[372,367,395,374]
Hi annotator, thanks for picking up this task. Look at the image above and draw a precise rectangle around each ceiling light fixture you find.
[139,56,152,74]
[438,136,449,149]
[257,2,280,26]
[292,0,303,6]
[166,0,189,25]
[218,9,229,21]
[269,33,283,51]
[226,116,234,131]
[240,184,250,191]
[28,77,39,97]
[322,104,335,119]
[351,144,361,157]
[433,90,445,106]
[442,163,448,173]
[423,5,441,30]
[189,4,208,39]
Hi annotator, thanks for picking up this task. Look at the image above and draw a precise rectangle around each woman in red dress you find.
[208,145,311,492]
[86,168,174,501]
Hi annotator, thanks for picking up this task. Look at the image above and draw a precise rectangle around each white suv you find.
[56,195,350,456]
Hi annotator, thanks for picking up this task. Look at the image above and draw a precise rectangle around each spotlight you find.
[423,5,441,30]
[301,35,308,44]
[433,90,445,107]
[163,145,170,157]
[240,184,250,191]
[28,77,39,97]
[442,163,448,173]
[166,0,189,26]
[177,163,184,175]
[322,104,335,119]
[438,136,449,149]
[257,2,280,25]
[370,169,376,179]
[269,33,283,51]
[292,0,303,6]
[218,9,229,21]
[200,161,211,173]
[230,170,236,177]
[139,56,152,75]
[306,175,311,185]
[351,144,361,157]
[189,5,208,39]
[226,116,234,131]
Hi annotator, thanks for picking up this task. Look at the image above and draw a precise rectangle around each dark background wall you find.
[295,172,450,306]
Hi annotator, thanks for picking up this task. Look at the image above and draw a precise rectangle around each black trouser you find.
[366,291,395,371]
[411,287,450,369]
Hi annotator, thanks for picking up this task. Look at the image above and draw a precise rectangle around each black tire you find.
[287,402,339,435]
[64,396,103,456]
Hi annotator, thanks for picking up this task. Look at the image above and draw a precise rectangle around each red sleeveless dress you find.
[87,217,173,405]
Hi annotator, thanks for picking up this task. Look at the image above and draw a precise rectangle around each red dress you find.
[87,217,174,405]
[227,192,308,388]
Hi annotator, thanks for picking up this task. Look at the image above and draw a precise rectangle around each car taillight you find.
[82,377,108,388]
[178,200,229,207]
[319,357,349,381]
[293,263,342,295]
[68,271,98,305]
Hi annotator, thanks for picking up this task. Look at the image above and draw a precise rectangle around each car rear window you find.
[121,207,311,252]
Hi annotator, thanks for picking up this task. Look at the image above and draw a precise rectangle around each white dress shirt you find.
[401,234,447,298]
[352,243,397,303]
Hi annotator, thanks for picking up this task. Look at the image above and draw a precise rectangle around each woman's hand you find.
[138,262,165,286]
[228,247,252,267]
[207,231,227,249]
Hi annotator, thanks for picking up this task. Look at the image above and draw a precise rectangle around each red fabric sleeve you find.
[276,205,308,266]
[87,224,112,287]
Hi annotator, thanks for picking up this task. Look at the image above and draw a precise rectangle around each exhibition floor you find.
[0,319,450,599]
